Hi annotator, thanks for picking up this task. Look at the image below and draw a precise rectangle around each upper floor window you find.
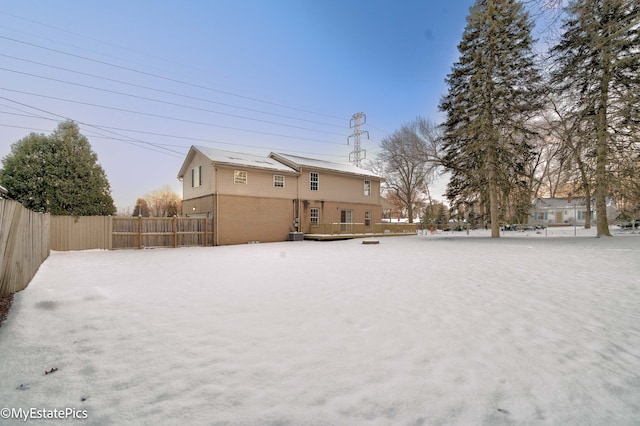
[364,180,371,196]
[191,165,202,188]
[234,170,247,184]
[310,172,319,191]
[273,175,285,188]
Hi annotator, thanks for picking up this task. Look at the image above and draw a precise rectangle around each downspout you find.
[296,171,301,233]
[215,165,219,246]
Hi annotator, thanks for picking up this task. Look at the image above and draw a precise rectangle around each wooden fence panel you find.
[50,216,112,251]
[0,199,50,296]
[112,217,213,249]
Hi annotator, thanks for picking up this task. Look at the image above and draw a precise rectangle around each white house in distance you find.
[528,197,620,227]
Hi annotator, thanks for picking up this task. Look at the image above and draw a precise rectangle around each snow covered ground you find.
[1,227,639,425]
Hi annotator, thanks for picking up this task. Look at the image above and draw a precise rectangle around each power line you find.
[0,66,348,137]
[0,96,184,157]
[0,34,347,121]
[0,53,348,130]
[0,105,351,161]
[0,11,188,70]
[0,88,347,146]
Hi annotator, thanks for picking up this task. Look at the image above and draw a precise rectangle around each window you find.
[365,210,372,227]
[273,175,285,188]
[234,170,247,184]
[310,172,319,191]
[578,210,594,220]
[364,180,371,196]
[191,165,202,188]
[310,208,319,226]
[535,211,548,220]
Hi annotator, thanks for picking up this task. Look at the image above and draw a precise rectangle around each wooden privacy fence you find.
[0,199,50,296]
[112,217,213,249]
[50,215,112,251]
[50,216,214,250]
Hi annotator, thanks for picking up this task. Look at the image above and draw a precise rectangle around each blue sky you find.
[1,0,479,212]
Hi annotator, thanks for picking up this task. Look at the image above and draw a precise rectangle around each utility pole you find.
[347,112,369,167]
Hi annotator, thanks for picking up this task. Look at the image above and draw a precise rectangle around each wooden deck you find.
[302,222,418,241]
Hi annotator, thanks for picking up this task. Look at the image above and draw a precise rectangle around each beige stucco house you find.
[178,146,384,245]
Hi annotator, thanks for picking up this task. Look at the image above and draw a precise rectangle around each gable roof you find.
[532,197,589,208]
[269,152,383,179]
[178,146,296,179]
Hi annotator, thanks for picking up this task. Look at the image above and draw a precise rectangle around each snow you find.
[193,146,296,172]
[270,152,382,178]
[1,227,639,425]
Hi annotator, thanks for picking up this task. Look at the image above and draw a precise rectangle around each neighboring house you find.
[528,197,620,227]
[178,146,384,245]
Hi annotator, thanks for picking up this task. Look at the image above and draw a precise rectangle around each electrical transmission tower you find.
[347,112,369,167]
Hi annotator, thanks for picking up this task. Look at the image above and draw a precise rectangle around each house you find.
[268,152,384,235]
[177,146,384,245]
[528,197,620,227]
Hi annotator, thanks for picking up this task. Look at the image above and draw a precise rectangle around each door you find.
[340,210,353,233]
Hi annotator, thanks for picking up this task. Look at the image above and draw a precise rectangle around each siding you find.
[216,166,298,199]
[301,200,382,234]
[181,151,215,201]
[297,168,380,204]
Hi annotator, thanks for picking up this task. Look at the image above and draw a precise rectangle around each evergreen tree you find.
[132,198,151,217]
[550,0,640,237]
[0,121,116,215]
[440,0,543,237]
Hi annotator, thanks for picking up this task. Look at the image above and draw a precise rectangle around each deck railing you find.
[309,222,417,235]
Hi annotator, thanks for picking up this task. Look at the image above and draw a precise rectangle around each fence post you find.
[138,216,142,249]
[204,218,208,247]
[173,216,177,248]
[108,216,113,250]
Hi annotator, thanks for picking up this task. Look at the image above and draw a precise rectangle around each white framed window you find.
[234,170,247,184]
[310,208,319,226]
[365,210,372,227]
[310,172,319,191]
[364,180,371,196]
[191,165,202,188]
[273,175,285,188]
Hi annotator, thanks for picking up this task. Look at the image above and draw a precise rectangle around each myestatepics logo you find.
[1,407,88,421]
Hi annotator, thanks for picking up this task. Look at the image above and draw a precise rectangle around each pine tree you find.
[132,198,151,217]
[440,0,543,237]
[550,0,640,237]
[0,121,116,215]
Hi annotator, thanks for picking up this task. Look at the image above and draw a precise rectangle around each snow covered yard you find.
[1,229,639,425]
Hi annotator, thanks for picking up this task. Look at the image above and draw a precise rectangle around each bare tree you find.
[145,185,182,217]
[376,119,437,223]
